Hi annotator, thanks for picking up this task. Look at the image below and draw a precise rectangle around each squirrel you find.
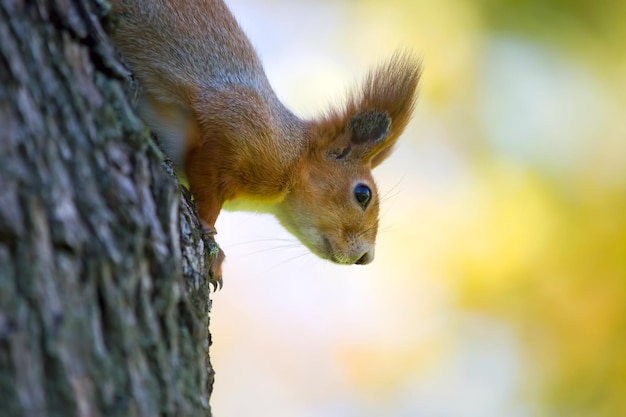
[109,0,421,288]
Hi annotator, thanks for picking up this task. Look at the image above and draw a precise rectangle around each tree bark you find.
[0,1,216,416]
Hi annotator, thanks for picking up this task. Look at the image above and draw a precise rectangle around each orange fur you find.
[109,0,421,287]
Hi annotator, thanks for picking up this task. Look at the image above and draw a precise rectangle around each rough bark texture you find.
[0,0,216,416]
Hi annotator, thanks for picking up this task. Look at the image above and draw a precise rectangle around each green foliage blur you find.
[395,0,626,415]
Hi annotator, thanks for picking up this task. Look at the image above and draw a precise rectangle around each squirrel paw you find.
[199,221,223,290]
[209,247,225,291]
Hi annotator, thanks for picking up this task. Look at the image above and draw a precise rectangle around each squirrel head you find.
[275,52,421,265]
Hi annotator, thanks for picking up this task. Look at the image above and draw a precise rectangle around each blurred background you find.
[211,0,626,416]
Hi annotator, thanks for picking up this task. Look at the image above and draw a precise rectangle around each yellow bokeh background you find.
[211,0,626,416]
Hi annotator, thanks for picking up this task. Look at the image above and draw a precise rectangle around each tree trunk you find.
[0,1,216,416]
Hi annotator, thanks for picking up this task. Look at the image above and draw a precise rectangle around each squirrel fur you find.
[109,0,421,287]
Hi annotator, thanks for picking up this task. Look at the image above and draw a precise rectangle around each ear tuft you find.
[348,110,391,145]
[312,51,421,166]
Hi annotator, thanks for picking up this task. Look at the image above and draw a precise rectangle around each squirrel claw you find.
[210,277,223,292]
[208,247,225,292]
[201,223,217,236]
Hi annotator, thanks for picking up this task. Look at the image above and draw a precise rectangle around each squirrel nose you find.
[355,250,374,265]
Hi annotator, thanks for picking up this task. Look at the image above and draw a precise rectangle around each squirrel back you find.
[110,0,421,283]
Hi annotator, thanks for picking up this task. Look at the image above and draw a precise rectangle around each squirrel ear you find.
[323,52,421,165]
[345,110,393,163]
[348,110,391,146]
[326,110,392,162]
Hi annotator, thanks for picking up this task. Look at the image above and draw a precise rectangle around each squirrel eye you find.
[354,184,372,209]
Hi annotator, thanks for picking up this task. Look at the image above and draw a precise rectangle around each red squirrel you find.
[109,0,421,288]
